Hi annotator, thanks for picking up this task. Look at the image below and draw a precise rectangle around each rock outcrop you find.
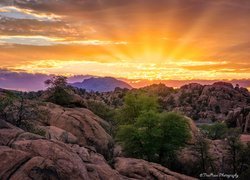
[0,121,120,179]
[78,82,250,132]
[0,119,197,180]
[1,95,113,158]
[157,82,250,132]
[35,103,113,157]
[114,157,196,180]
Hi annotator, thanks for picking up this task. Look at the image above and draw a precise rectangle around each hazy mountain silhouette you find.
[71,77,132,92]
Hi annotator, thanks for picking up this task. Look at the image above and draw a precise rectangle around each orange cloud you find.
[0,0,249,81]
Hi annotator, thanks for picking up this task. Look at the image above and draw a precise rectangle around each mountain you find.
[71,77,133,92]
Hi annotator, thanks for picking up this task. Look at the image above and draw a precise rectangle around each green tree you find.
[87,100,116,121]
[135,110,160,161]
[200,122,228,140]
[45,76,68,89]
[117,110,160,161]
[118,92,159,124]
[157,112,191,164]
[116,110,191,165]
[45,76,72,106]
[223,129,250,178]
[116,124,144,158]
[226,128,243,173]
[239,143,250,179]
[193,133,214,174]
[0,92,15,120]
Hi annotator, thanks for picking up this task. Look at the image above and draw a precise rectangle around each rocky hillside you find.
[83,82,250,132]
[0,90,196,180]
[162,82,250,132]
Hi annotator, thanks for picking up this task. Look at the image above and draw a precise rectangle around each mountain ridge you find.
[71,76,133,92]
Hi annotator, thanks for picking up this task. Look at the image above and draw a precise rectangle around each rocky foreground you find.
[0,97,196,179]
[1,82,249,179]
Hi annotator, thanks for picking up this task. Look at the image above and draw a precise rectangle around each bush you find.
[86,100,117,135]
[0,91,16,118]
[48,88,72,106]
[157,112,191,164]
[86,100,116,122]
[116,110,191,165]
[45,76,74,107]
[20,121,46,137]
[118,92,159,125]
[199,122,228,140]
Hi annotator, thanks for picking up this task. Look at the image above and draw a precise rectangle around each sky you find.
[0,0,250,90]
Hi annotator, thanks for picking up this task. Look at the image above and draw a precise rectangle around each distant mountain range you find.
[1,69,250,91]
[71,77,132,92]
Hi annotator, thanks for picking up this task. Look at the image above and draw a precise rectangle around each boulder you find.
[12,101,114,158]
[0,146,31,179]
[0,120,195,180]
[0,124,119,180]
[114,157,197,180]
[41,126,78,144]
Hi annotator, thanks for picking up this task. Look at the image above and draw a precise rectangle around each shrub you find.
[45,76,73,106]
[200,122,228,140]
[47,88,72,106]
[118,92,159,125]
[116,110,191,166]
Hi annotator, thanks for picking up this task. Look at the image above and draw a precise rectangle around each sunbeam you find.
[0,0,249,82]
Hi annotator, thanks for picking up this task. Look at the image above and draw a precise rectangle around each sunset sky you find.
[0,0,250,89]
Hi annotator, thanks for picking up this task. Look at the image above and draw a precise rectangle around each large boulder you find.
[114,157,197,180]
[41,125,78,144]
[0,122,120,180]
[8,100,114,159]
[0,120,196,180]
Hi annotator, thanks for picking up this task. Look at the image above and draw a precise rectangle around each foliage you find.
[45,76,73,106]
[20,121,46,137]
[87,100,116,122]
[118,92,159,124]
[199,122,228,140]
[116,101,191,166]
[157,112,191,164]
[45,76,68,89]
[142,84,175,97]
[226,128,243,173]
[48,88,73,106]
[0,93,15,119]
[193,133,214,175]
[239,143,250,180]
[86,100,118,135]
[117,111,160,161]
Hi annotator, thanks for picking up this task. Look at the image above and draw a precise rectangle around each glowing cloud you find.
[0,5,60,21]
[0,0,249,82]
